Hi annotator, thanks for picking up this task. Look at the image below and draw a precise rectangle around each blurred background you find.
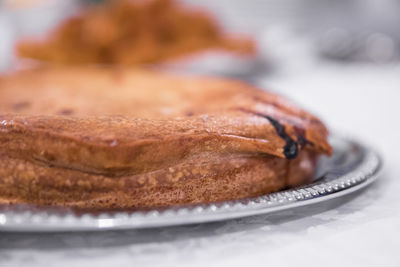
[0,1,399,266]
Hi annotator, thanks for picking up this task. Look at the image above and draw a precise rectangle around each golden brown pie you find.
[0,66,331,211]
[17,0,255,65]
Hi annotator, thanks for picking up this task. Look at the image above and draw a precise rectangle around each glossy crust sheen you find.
[0,67,332,210]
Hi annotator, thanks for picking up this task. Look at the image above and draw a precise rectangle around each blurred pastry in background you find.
[16,0,256,66]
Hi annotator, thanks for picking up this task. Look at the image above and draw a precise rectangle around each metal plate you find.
[0,135,382,232]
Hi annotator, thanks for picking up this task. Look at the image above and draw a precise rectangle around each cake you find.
[0,66,332,210]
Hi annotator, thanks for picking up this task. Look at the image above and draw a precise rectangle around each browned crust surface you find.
[0,66,331,210]
[0,150,317,210]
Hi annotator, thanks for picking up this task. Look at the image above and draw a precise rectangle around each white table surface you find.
[0,4,400,266]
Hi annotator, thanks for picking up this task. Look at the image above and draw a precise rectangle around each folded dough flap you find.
[0,113,331,176]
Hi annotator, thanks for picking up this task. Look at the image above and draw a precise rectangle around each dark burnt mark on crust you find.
[237,107,316,157]
[237,108,298,159]
[263,115,298,159]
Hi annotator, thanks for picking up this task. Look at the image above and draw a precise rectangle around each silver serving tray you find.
[0,135,382,232]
